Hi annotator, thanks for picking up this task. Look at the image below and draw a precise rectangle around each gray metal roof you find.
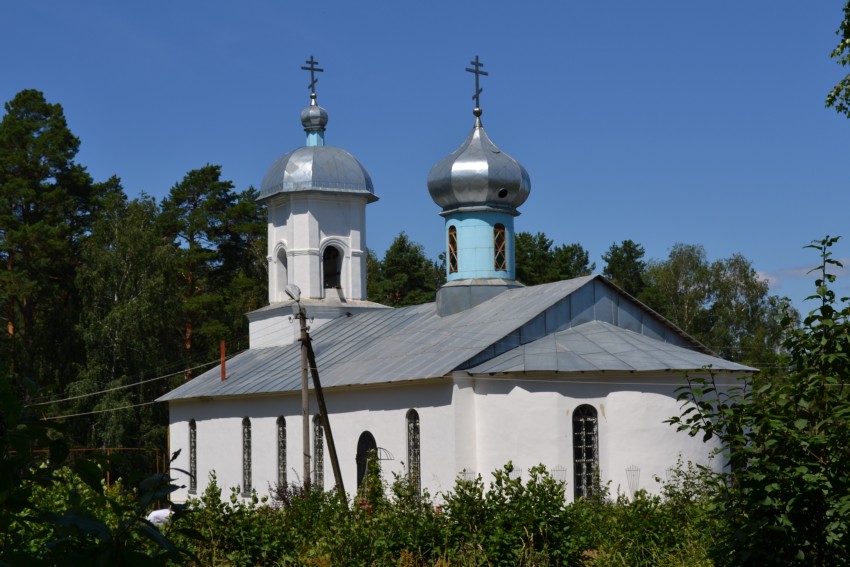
[467,320,755,374]
[158,275,753,403]
[258,146,378,203]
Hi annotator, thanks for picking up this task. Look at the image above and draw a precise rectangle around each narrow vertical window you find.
[494,224,506,271]
[407,410,421,496]
[448,226,458,273]
[312,415,324,487]
[188,419,197,494]
[242,417,252,496]
[277,416,286,488]
[573,405,599,499]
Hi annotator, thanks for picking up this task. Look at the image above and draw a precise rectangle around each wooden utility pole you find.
[287,284,343,493]
[296,306,311,485]
[306,340,345,495]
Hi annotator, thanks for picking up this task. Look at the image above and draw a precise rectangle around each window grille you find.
[189,419,197,494]
[312,415,324,487]
[573,405,599,499]
[277,416,286,488]
[494,224,507,271]
[407,410,421,496]
[448,226,458,273]
[242,417,252,496]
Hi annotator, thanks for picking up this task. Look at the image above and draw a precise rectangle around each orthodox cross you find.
[465,55,488,110]
[301,55,324,97]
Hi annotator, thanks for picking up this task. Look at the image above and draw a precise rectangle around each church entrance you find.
[355,431,377,488]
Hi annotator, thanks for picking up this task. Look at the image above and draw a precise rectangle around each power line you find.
[26,353,245,407]
[40,400,160,421]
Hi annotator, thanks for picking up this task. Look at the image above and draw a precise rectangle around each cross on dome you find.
[465,55,488,116]
[301,55,324,99]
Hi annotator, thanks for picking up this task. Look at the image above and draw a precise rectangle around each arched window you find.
[189,419,197,494]
[323,246,342,289]
[573,405,599,499]
[312,415,324,487]
[277,416,286,488]
[448,226,458,273]
[494,224,507,271]
[242,417,252,496]
[407,410,421,496]
[356,431,378,489]
[276,247,288,299]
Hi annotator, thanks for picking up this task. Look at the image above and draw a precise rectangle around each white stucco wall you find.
[167,372,729,505]
[168,381,456,503]
[462,372,726,500]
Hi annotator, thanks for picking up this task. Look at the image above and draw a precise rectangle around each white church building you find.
[158,61,753,503]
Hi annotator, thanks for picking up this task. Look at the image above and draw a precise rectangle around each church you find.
[158,58,753,503]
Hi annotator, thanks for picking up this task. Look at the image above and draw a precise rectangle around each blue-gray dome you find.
[427,117,530,216]
[258,146,377,203]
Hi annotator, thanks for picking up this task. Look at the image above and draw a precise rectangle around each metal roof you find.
[158,275,753,403]
[466,320,755,374]
[258,146,378,203]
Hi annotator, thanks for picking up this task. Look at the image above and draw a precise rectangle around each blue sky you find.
[2,1,847,313]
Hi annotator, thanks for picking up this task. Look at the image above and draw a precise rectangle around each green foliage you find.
[640,243,790,368]
[0,378,198,565]
[73,190,180,450]
[668,236,850,565]
[602,239,646,297]
[0,90,268,454]
[368,232,444,306]
[124,460,726,566]
[826,2,850,116]
[515,232,594,286]
[0,89,100,397]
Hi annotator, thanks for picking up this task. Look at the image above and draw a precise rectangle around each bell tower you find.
[248,57,385,347]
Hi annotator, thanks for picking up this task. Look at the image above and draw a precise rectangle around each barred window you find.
[448,226,458,273]
[494,224,507,271]
[189,419,197,494]
[407,409,421,496]
[277,416,286,488]
[242,417,252,496]
[573,405,599,499]
[312,415,324,487]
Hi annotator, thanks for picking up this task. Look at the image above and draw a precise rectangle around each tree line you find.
[1,90,267,459]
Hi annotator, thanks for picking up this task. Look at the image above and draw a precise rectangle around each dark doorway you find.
[356,431,377,488]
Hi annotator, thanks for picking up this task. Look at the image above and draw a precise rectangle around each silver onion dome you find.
[258,146,377,203]
[427,116,530,216]
[300,94,328,132]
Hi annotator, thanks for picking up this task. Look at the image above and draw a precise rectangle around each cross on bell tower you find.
[301,55,324,100]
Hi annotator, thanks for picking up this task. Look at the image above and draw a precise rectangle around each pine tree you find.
[0,89,98,397]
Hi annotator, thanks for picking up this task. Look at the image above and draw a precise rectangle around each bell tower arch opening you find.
[275,245,288,301]
[322,245,342,291]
